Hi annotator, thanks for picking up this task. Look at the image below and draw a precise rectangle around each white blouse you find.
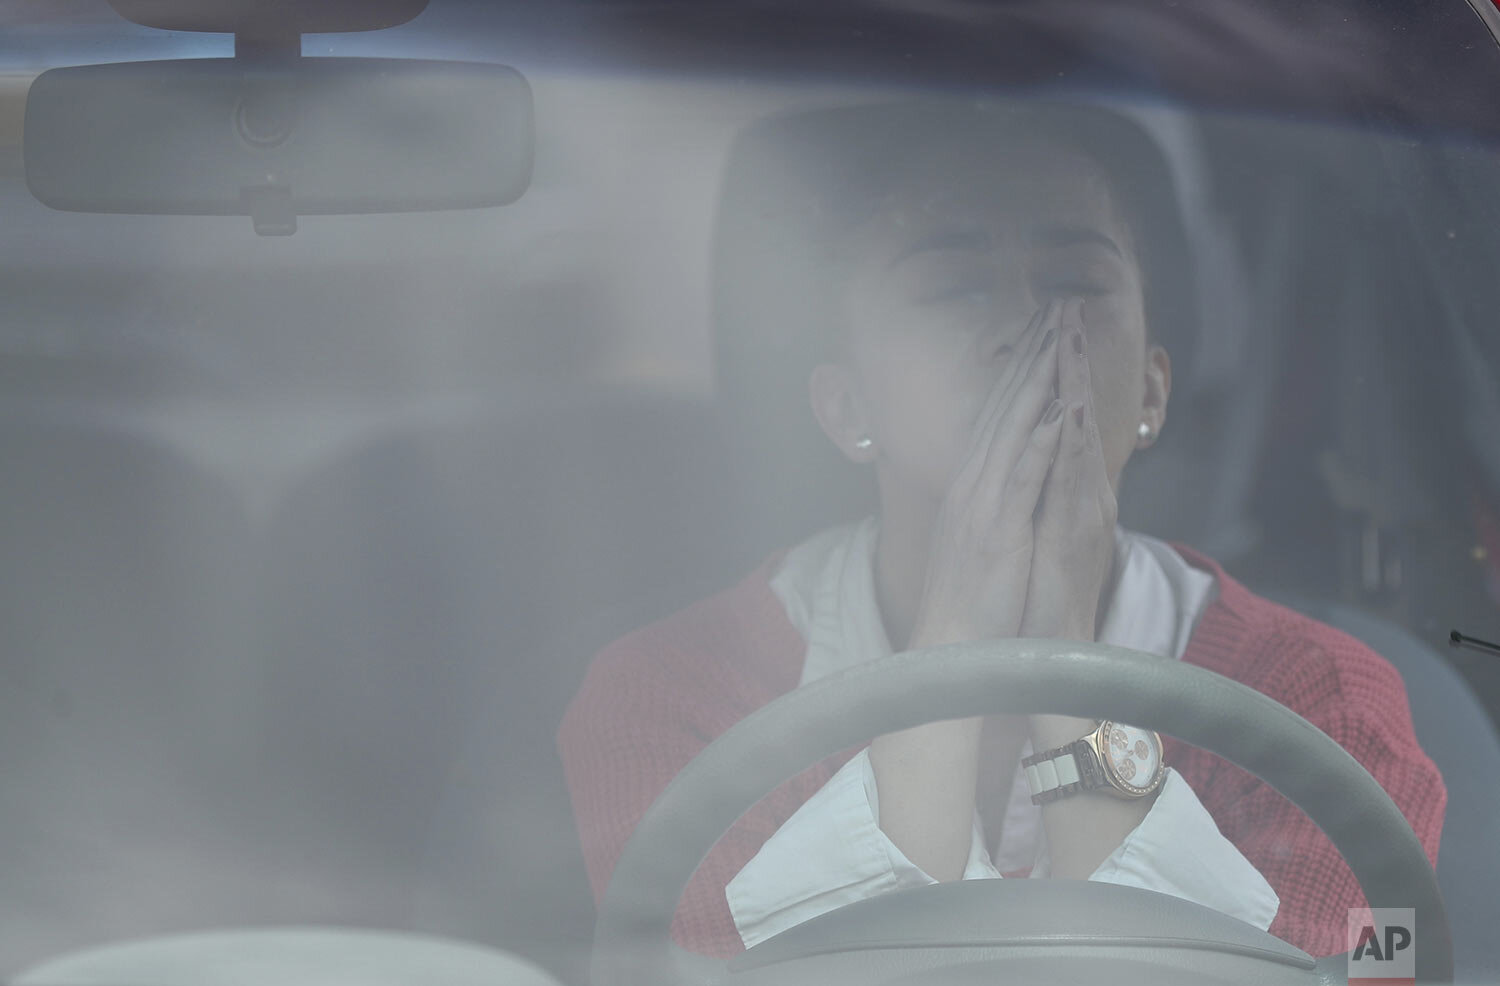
[724,516,1279,949]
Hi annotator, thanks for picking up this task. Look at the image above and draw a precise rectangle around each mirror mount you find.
[232,36,301,235]
[233,33,301,64]
[240,183,295,236]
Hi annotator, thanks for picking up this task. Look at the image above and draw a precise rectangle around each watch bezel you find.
[1094,720,1166,798]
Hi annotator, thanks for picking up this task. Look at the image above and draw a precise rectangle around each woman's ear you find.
[809,362,878,463]
[1139,342,1172,444]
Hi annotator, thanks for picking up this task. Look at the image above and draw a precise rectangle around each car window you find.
[4,3,1500,986]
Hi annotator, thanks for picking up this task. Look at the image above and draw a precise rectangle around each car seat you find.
[257,391,739,986]
[0,416,254,976]
[1260,591,1500,986]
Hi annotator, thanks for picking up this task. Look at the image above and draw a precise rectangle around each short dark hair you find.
[710,99,1197,546]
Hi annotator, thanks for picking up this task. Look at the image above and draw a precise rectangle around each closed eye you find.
[917,273,997,307]
[1035,279,1110,298]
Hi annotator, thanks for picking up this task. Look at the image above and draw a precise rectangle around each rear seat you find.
[0,392,738,986]
[0,420,255,974]
[255,392,738,985]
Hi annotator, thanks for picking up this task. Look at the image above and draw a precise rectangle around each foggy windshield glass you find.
[3,4,1500,986]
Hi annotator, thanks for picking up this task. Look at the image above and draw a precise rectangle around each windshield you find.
[4,3,1500,986]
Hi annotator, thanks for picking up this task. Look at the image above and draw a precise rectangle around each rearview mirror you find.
[24,57,533,235]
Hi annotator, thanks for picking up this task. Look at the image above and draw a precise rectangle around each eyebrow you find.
[885,223,1124,270]
[886,227,994,270]
[1030,224,1125,259]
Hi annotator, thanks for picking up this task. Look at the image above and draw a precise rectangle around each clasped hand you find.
[909,297,1117,651]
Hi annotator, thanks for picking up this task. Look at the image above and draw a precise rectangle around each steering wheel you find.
[591,639,1451,986]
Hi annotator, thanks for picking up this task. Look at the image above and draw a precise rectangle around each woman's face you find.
[818,138,1168,507]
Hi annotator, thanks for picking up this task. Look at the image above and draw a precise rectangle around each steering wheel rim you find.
[591,639,1451,985]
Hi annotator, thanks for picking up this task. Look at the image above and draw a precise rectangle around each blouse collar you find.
[767,517,1220,688]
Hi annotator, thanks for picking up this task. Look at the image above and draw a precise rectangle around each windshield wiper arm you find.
[1450,629,1500,657]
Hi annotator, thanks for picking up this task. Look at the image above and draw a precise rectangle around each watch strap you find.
[1022,737,1102,805]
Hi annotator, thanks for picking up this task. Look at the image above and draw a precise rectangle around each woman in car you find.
[557,101,1445,959]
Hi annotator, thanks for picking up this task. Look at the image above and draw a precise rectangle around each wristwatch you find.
[1022,721,1166,804]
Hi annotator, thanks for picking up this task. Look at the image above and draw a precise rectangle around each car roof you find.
[4,0,1499,141]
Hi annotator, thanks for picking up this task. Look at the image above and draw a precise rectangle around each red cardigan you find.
[557,544,1446,959]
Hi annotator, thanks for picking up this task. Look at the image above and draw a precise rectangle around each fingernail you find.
[1044,399,1063,424]
[1041,328,1057,351]
[1072,331,1086,357]
[1071,402,1086,427]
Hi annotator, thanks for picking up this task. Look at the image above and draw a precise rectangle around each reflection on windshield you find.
[4,14,1500,986]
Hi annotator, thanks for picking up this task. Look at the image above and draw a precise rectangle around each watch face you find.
[1101,722,1164,796]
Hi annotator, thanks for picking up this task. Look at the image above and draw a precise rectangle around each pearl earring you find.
[854,436,874,452]
[1137,421,1156,445]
